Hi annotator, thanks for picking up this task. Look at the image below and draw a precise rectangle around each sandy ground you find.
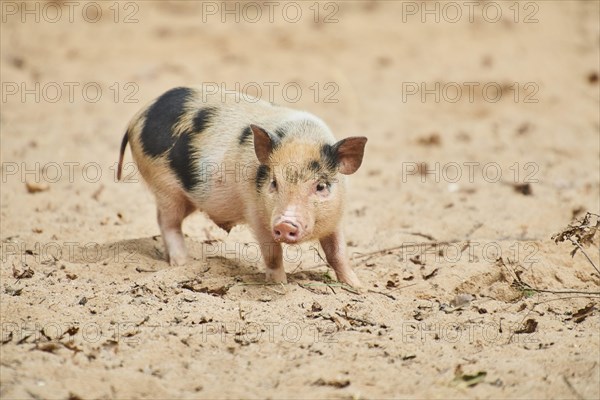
[1,1,599,399]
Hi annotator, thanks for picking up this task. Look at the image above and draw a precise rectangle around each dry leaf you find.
[568,304,596,323]
[515,318,538,334]
[311,301,323,312]
[421,267,438,280]
[25,182,49,194]
[512,183,532,196]
[417,133,441,146]
[13,265,34,279]
[552,212,599,257]
[453,366,487,388]
[313,378,351,388]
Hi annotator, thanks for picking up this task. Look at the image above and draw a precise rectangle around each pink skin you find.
[252,221,287,283]
[265,183,360,287]
[263,215,361,287]
[119,90,367,288]
[268,202,361,287]
[249,125,367,287]
[272,207,307,243]
[272,220,300,243]
[319,230,361,288]
[123,121,366,287]
[155,191,196,266]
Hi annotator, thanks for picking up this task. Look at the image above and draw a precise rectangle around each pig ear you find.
[334,136,368,175]
[251,125,275,164]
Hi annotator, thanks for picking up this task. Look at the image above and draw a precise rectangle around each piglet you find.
[118,87,367,287]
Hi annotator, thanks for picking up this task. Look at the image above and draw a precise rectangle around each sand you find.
[1,1,599,398]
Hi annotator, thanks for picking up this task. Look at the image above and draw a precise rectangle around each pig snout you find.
[273,220,301,243]
[272,207,310,243]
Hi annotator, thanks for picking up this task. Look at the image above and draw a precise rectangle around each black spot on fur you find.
[168,132,199,192]
[239,126,253,145]
[270,133,282,150]
[256,164,270,191]
[193,107,217,133]
[274,127,287,139]
[320,143,339,171]
[140,87,194,157]
[308,160,321,173]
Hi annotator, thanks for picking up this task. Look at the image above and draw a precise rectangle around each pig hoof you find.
[338,272,362,290]
[265,268,287,284]
[168,254,187,266]
[343,280,363,292]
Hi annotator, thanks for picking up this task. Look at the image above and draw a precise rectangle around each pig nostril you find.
[274,221,301,241]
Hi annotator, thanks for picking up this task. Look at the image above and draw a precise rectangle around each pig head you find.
[250,124,367,287]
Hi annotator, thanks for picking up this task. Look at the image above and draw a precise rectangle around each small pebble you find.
[450,293,474,308]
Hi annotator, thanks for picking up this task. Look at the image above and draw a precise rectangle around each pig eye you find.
[270,179,278,191]
[316,182,329,192]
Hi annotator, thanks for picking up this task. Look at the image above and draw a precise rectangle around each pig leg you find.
[253,224,286,283]
[156,192,195,266]
[320,230,361,288]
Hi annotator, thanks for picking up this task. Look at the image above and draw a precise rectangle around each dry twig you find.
[552,212,600,275]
